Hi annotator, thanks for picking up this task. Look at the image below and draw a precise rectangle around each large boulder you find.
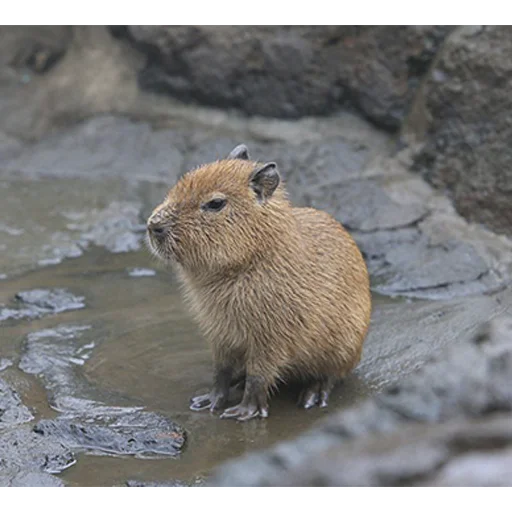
[406,26,512,237]
[123,26,453,129]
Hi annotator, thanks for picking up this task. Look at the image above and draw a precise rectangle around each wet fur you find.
[148,158,371,400]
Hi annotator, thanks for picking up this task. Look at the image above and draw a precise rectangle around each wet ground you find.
[0,247,390,486]
[3,246,509,486]
[2,107,512,486]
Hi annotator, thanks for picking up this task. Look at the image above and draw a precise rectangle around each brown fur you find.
[147,154,371,410]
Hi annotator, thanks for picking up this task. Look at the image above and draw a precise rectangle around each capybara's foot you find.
[220,375,269,421]
[190,390,227,412]
[298,378,335,409]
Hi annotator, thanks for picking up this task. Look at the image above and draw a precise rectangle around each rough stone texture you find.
[270,414,512,486]
[355,293,512,394]
[0,116,181,277]
[3,24,512,488]
[2,111,512,298]
[124,26,453,129]
[0,427,74,478]
[3,115,185,182]
[0,378,72,487]
[19,324,186,458]
[211,314,512,486]
[0,470,65,487]
[1,30,509,297]
[0,378,33,429]
[406,26,512,237]
[16,288,85,312]
[1,288,85,323]
[34,413,185,458]
[283,146,512,299]
[0,359,13,372]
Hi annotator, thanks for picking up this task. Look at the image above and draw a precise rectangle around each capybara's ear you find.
[226,144,250,161]
[249,162,280,202]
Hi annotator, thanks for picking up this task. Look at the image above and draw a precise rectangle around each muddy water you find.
[1,248,397,486]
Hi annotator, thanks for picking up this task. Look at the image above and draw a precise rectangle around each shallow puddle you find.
[0,248,401,486]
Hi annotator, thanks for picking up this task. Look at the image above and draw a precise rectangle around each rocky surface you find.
[123,26,453,129]
[212,314,512,486]
[406,26,512,238]
[0,288,85,323]
[0,427,74,486]
[2,111,511,299]
[0,378,72,487]
[18,324,186,457]
[0,321,186,486]
[0,470,65,487]
[264,414,512,486]
[1,25,512,486]
[0,359,13,372]
[34,413,185,458]
[0,378,33,428]
[0,26,454,137]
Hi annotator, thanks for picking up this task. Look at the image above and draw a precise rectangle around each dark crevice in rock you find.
[384,269,490,295]
[349,211,431,235]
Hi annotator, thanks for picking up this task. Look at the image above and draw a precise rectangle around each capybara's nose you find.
[147,218,167,237]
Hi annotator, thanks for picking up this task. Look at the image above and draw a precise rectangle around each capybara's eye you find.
[202,198,227,212]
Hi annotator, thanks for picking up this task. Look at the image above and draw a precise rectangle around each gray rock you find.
[0,427,75,476]
[272,414,512,486]
[311,180,428,232]
[182,136,251,172]
[279,139,389,194]
[0,115,185,277]
[126,26,452,129]
[0,288,85,323]
[1,104,511,299]
[0,131,24,162]
[407,26,512,237]
[0,359,13,372]
[3,115,185,184]
[19,325,96,402]
[371,238,489,295]
[286,148,512,300]
[16,288,85,313]
[34,412,185,458]
[0,368,72,486]
[211,314,512,486]
[0,378,73,486]
[0,378,33,429]
[64,201,146,254]
[0,470,64,487]
[19,324,186,459]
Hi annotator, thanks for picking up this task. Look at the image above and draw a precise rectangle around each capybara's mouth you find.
[145,229,179,264]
